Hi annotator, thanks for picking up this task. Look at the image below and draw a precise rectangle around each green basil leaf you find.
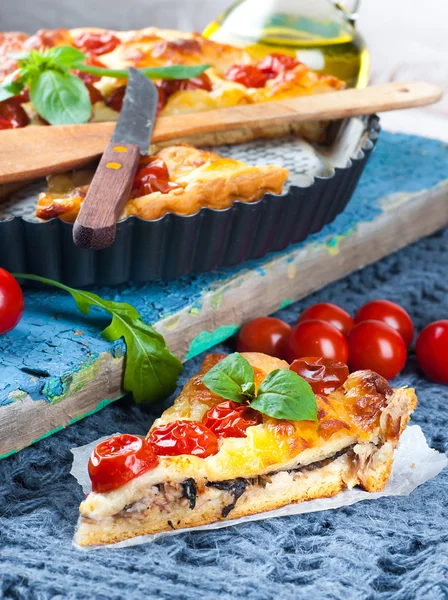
[0,85,17,102]
[29,70,91,125]
[13,274,183,403]
[0,69,25,101]
[202,352,255,403]
[47,45,87,67]
[251,369,318,422]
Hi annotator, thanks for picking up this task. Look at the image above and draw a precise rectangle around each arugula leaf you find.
[74,62,211,81]
[251,369,317,422]
[29,70,91,125]
[13,274,183,403]
[202,352,256,403]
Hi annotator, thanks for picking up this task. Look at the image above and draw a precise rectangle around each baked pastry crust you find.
[36,144,289,222]
[75,352,417,546]
[0,28,344,145]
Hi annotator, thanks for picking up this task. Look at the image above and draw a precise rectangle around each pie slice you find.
[35,144,289,222]
[75,352,417,547]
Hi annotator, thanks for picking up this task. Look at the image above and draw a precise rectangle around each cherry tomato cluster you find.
[236,300,448,385]
[88,402,262,492]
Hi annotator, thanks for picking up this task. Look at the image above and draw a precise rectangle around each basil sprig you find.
[1,46,210,125]
[202,353,317,422]
[14,274,183,403]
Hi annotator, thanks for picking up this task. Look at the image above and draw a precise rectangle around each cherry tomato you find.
[73,31,121,56]
[286,320,349,364]
[203,401,262,438]
[258,53,300,78]
[131,157,180,197]
[236,317,292,359]
[415,320,448,384]
[289,357,349,395]
[159,73,213,97]
[148,420,218,458]
[88,434,158,493]
[84,82,104,105]
[105,85,126,112]
[224,65,268,88]
[0,98,29,129]
[72,56,106,85]
[298,303,354,337]
[355,299,414,347]
[347,320,407,380]
[0,269,24,334]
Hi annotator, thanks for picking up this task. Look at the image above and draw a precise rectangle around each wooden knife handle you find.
[72,142,140,250]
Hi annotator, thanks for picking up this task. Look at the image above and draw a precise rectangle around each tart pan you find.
[0,116,380,287]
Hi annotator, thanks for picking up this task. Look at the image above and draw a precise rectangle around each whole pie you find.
[75,352,417,547]
[0,27,345,144]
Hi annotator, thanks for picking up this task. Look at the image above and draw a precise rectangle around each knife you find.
[72,68,158,250]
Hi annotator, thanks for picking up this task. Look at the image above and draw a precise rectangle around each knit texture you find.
[1,228,447,600]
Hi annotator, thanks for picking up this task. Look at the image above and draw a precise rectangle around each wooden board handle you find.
[72,142,140,250]
[0,81,443,185]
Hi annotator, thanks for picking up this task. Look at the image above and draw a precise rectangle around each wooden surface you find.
[0,82,442,185]
[1,131,447,458]
[73,141,141,249]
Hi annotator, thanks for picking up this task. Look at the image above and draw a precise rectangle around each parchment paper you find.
[71,425,447,550]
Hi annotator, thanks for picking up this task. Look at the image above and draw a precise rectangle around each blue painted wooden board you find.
[1,131,447,457]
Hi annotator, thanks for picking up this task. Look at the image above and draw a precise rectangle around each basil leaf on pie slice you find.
[202,352,256,403]
[251,369,317,422]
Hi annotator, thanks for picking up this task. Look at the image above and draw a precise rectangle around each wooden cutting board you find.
[0,130,447,458]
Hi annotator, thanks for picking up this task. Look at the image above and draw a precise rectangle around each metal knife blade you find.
[111,67,158,155]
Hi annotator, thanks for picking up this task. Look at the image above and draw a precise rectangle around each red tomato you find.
[159,73,213,97]
[258,53,300,78]
[203,401,262,438]
[73,31,121,56]
[88,434,158,493]
[224,65,268,88]
[0,99,29,129]
[289,357,349,395]
[148,420,218,458]
[298,303,354,337]
[131,157,180,197]
[72,56,107,84]
[236,317,292,359]
[415,320,448,384]
[347,320,407,380]
[286,320,349,364]
[105,85,126,112]
[84,82,104,105]
[355,299,414,347]
[0,269,24,334]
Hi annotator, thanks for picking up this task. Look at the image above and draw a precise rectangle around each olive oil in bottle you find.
[203,0,369,88]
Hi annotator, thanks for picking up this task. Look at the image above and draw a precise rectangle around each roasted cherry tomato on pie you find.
[347,320,407,380]
[0,269,24,335]
[286,320,349,364]
[106,85,166,115]
[415,320,448,384]
[298,302,354,337]
[73,31,121,56]
[72,56,107,85]
[0,98,29,129]
[258,53,300,78]
[236,317,292,359]
[88,434,158,493]
[159,73,213,97]
[355,299,414,347]
[132,157,180,197]
[203,401,262,439]
[148,420,218,458]
[289,357,349,395]
[224,65,268,88]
